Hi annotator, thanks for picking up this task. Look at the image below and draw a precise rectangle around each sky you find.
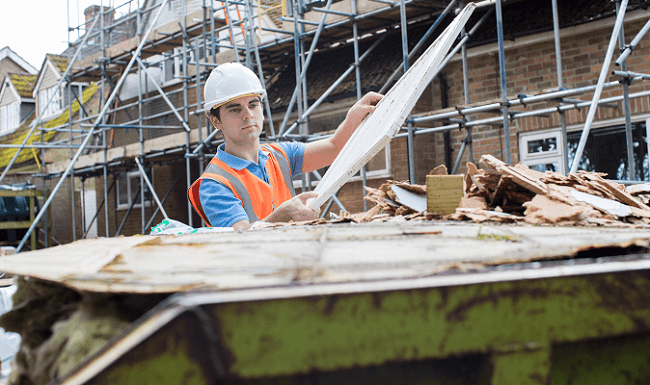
[0,0,131,71]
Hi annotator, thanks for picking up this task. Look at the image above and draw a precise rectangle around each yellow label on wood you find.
[426,175,464,215]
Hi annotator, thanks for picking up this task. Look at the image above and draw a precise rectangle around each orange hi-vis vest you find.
[188,143,296,226]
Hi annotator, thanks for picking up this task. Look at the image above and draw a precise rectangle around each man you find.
[188,63,381,230]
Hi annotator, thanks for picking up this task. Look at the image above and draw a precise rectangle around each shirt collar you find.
[216,143,268,171]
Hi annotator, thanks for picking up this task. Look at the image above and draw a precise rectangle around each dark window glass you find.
[567,123,648,181]
[530,163,558,173]
[117,172,128,206]
[527,137,557,154]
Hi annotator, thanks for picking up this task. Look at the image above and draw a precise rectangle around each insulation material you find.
[308,3,476,210]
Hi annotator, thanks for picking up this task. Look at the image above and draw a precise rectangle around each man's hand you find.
[231,192,320,230]
[263,191,320,223]
[343,91,382,132]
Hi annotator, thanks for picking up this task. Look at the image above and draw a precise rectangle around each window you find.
[520,122,650,181]
[161,47,189,84]
[116,170,152,209]
[0,102,20,134]
[63,83,86,109]
[291,110,391,188]
[39,86,62,118]
[567,122,649,181]
[519,129,566,174]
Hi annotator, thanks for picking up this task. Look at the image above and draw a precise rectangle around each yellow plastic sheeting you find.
[0,82,99,168]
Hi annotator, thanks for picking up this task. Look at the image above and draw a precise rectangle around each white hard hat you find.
[204,63,266,114]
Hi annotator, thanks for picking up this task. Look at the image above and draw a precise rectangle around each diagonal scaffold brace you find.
[16,0,174,253]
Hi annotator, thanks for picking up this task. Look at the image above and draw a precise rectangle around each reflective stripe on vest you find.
[201,162,260,222]
[265,144,296,197]
[188,144,295,226]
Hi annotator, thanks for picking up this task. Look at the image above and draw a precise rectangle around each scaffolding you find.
[2,0,650,252]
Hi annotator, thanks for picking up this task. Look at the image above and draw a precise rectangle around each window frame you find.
[518,128,566,174]
[161,47,190,86]
[38,86,63,119]
[0,102,20,134]
[116,170,153,210]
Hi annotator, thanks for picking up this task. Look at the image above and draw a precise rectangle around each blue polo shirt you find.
[199,142,306,227]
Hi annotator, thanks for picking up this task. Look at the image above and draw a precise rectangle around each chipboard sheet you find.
[308,3,476,210]
[0,222,649,294]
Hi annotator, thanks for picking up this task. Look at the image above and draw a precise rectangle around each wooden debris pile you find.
[255,155,650,229]
[252,180,431,229]
[450,154,650,227]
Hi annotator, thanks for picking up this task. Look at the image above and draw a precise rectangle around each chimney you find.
[84,5,114,26]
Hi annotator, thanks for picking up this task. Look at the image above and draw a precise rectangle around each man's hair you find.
[209,106,220,122]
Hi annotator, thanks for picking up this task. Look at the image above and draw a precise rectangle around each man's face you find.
[210,95,264,146]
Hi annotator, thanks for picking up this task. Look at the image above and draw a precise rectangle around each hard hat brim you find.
[205,91,266,112]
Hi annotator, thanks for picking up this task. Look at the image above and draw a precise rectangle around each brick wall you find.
[420,16,650,176]
[94,161,196,237]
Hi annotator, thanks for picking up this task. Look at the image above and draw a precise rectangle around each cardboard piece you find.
[427,175,464,215]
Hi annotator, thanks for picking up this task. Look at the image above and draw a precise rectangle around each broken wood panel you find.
[591,176,650,211]
[490,176,512,208]
[480,155,548,195]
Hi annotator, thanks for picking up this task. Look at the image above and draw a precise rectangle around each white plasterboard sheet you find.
[571,189,633,217]
[391,185,427,212]
[308,3,476,210]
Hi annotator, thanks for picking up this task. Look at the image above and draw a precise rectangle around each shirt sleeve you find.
[198,179,249,228]
[277,141,306,178]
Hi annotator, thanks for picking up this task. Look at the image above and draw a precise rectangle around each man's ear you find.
[208,114,221,130]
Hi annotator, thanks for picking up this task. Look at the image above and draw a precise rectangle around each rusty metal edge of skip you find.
[57,255,650,385]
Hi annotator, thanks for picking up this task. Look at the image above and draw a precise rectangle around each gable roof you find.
[33,54,68,97]
[0,47,38,75]
[0,72,36,107]
[46,54,68,74]
[8,73,36,99]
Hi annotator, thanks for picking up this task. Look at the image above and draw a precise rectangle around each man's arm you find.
[231,191,319,230]
[302,92,382,173]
